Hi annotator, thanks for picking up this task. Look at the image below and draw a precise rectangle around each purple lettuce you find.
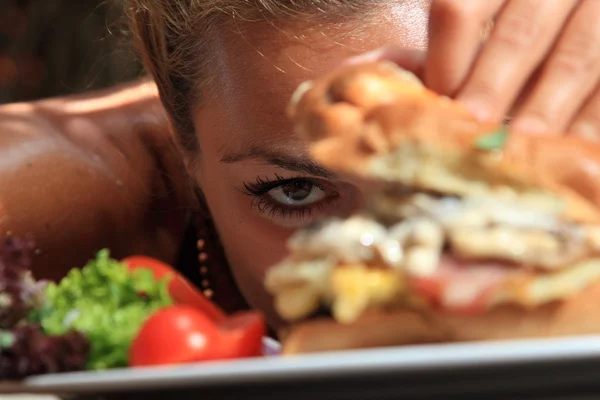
[0,237,47,329]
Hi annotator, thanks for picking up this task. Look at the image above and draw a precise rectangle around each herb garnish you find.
[475,126,509,151]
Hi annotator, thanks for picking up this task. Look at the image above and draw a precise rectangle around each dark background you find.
[0,0,142,104]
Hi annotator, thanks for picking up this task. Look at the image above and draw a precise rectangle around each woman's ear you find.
[172,142,204,210]
[164,122,196,174]
[181,152,199,177]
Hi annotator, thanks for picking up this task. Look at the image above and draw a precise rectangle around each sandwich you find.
[265,61,600,355]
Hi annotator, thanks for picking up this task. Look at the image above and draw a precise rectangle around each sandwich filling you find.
[266,188,600,324]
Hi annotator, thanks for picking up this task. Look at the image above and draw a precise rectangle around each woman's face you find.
[192,1,430,327]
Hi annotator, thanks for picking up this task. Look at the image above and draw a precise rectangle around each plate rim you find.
[6,335,600,394]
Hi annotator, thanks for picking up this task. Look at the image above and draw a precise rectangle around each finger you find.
[425,0,505,96]
[512,0,600,134]
[457,0,580,122]
[569,84,600,142]
[342,46,427,76]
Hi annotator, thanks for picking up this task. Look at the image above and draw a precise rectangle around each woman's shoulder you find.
[0,81,192,281]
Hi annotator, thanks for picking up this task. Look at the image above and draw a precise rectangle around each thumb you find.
[340,45,427,78]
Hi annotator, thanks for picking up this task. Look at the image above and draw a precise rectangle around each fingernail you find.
[512,117,550,135]
[459,99,494,122]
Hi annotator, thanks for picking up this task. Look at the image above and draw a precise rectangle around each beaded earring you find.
[196,238,213,299]
[192,192,249,315]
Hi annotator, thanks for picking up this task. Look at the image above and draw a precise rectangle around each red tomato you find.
[216,311,266,359]
[130,306,220,367]
[411,277,490,315]
[410,277,443,307]
[129,306,267,367]
[122,256,226,322]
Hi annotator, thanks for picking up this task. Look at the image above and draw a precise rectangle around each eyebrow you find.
[220,146,334,178]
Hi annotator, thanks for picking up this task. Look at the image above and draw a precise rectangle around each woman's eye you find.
[267,181,326,206]
[243,176,344,226]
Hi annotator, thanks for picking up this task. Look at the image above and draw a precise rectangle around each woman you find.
[1,0,599,329]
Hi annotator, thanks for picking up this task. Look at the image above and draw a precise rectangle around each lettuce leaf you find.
[29,249,173,370]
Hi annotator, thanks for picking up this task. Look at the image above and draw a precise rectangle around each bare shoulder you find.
[0,80,191,281]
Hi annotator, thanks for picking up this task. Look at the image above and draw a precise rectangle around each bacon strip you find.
[411,255,514,314]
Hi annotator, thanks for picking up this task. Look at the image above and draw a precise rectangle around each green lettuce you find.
[29,249,173,370]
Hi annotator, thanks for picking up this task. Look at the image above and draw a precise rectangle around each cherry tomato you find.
[130,305,220,367]
[122,256,226,322]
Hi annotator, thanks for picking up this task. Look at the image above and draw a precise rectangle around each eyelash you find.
[243,174,338,220]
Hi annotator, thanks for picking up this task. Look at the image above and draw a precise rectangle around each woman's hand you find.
[427,0,600,139]
[348,0,600,139]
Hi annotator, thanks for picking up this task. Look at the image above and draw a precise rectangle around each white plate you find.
[4,336,600,398]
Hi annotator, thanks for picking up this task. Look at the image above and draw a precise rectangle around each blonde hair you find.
[128,0,372,151]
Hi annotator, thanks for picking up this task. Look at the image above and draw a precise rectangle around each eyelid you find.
[243,174,332,197]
